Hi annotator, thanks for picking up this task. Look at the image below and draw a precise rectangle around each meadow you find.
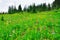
[0,10,60,40]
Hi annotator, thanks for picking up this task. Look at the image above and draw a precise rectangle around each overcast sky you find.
[0,0,54,12]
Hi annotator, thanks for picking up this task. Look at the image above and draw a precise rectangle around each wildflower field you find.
[0,10,60,40]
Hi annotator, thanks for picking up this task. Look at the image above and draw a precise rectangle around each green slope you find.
[0,11,60,40]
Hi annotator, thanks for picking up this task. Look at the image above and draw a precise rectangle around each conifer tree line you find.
[52,0,60,9]
[8,0,60,14]
[8,5,22,14]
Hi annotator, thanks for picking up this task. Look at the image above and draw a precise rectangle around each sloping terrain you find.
[0,10,60,40]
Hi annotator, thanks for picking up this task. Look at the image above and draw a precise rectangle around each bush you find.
[1,16,4,21]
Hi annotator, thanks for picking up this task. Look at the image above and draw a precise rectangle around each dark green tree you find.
[8,6,12,14]
[32,3,36,13]
[36,4,43,12]
[27,5,33,12]
[23,6,27,11]
[18,5,22,12]
[52,0,60,9]
[42,3,47,11]
[8,6,17,14]
[26,3,36,13]
[11,6,14,13]
[13,6,17,13]
[48,4,51,10]
[1,16,4,21]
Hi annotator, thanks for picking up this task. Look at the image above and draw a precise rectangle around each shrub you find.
[1,16,4,21]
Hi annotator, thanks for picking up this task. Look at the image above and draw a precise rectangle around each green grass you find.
[0,10,60,40]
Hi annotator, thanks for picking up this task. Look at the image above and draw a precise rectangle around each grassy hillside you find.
[0,10,60,40]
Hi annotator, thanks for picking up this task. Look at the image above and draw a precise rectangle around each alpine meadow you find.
[0,0,60,40]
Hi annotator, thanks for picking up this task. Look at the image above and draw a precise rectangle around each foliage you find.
[32,3,36,13]
[8,0,60,14]
[42,3,47,11]
[23,6,27,12]
[8,3,52,14]
[52,0,60,9]
[18,5,22,12]
[48,4,51,11]
[1,16,4,21]
[8,6,17,14]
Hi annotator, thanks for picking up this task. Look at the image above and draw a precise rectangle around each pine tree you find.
[27,5,33,12]
[13,6,17,13]
[39,4,43,11]
[8,6,16,14]
[18,5,22,12]
[1,16,4,21]
[8,6,12,14]
[32,3,36,13]
[23,6,27,11]
[11,6,13,14]
[52,0,60,9]
[42,3,47,11]
[48,4,51,10]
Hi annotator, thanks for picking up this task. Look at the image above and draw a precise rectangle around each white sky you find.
[0,0,54,12]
